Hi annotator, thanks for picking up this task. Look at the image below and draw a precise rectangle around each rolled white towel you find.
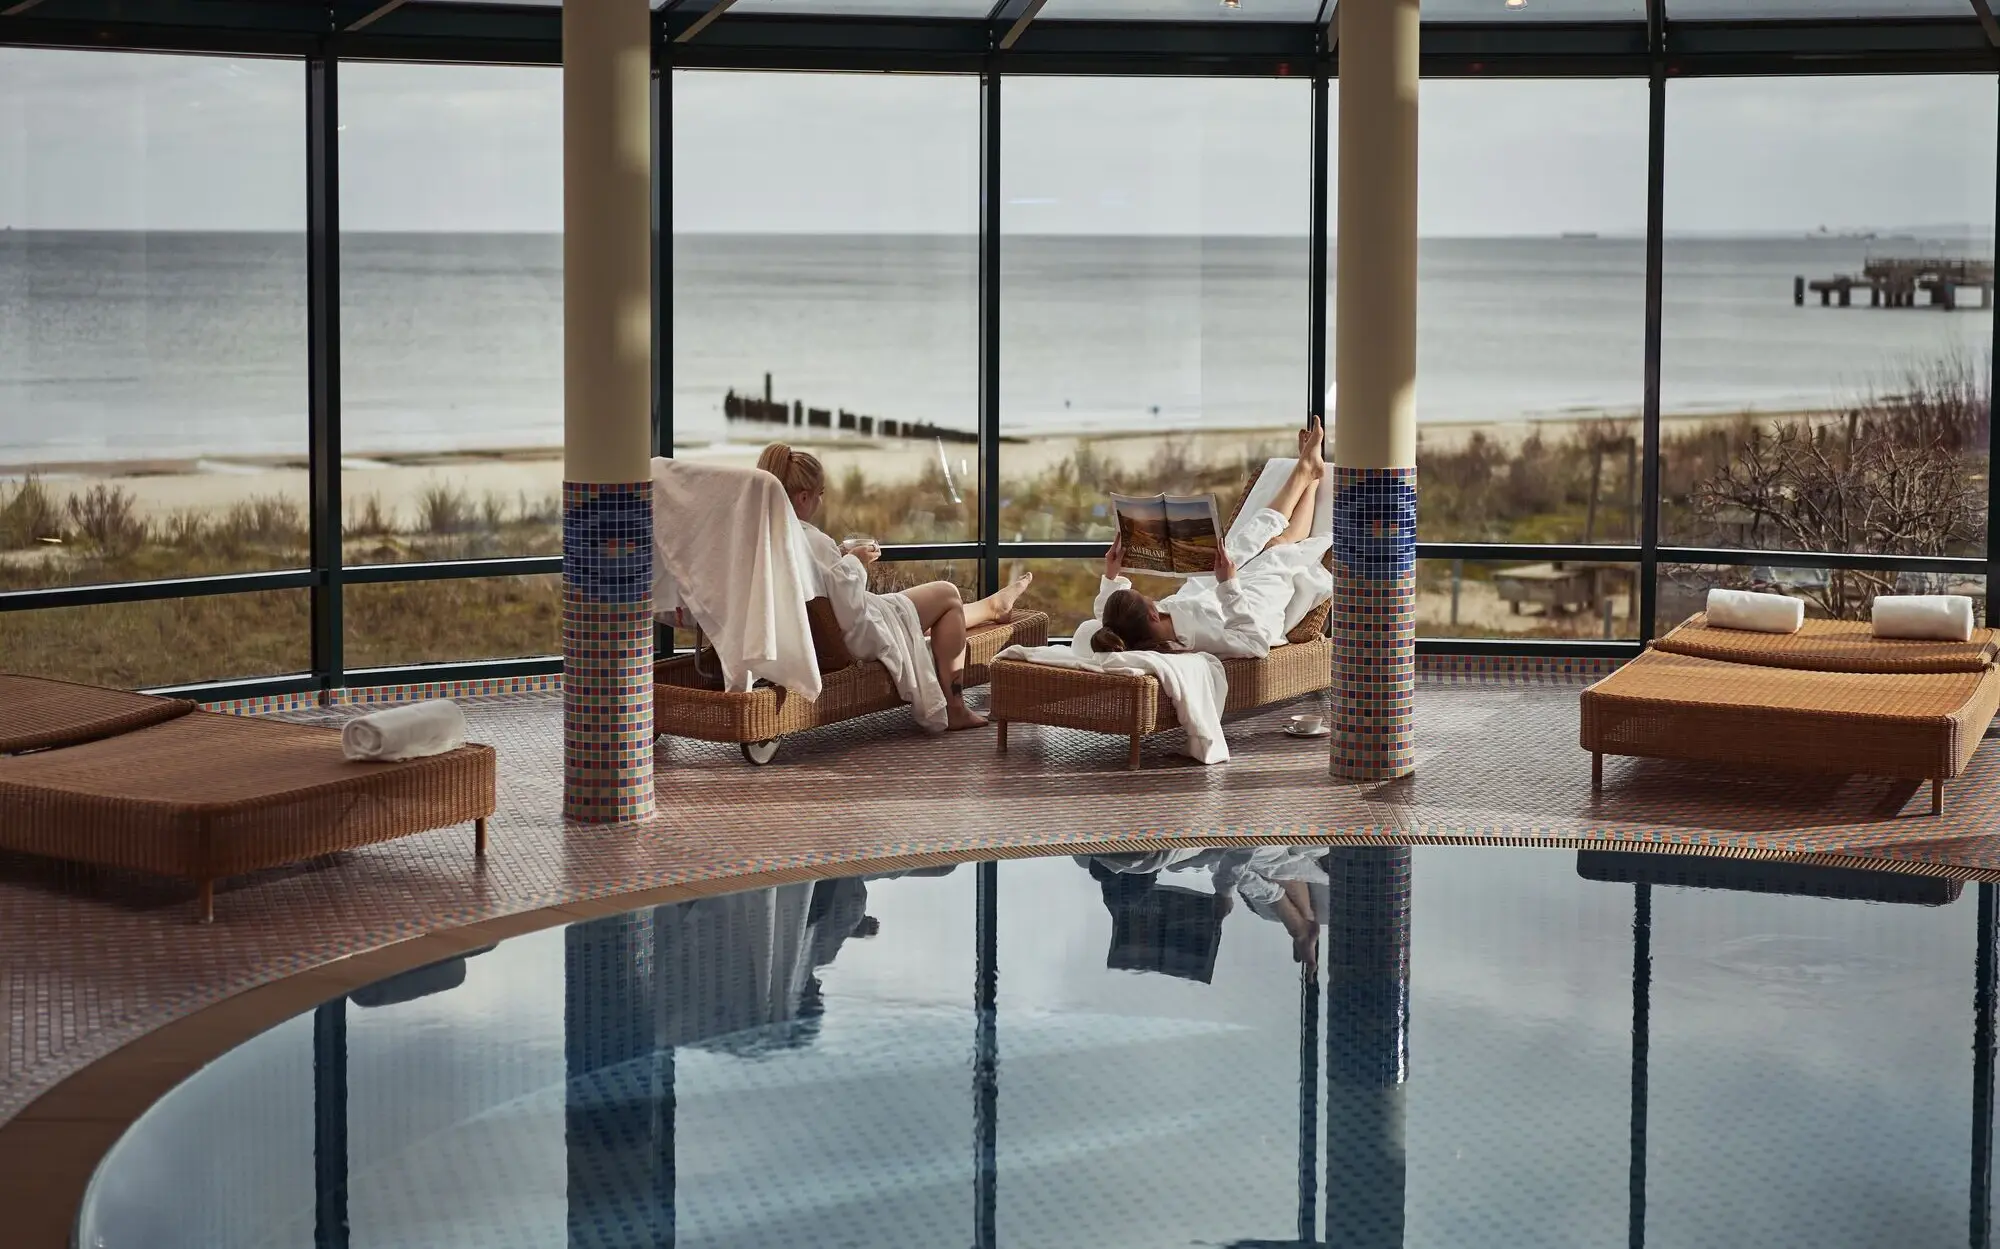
[1872,594,1975,642]
[1705,588,1804,634]
[341,699,469,762]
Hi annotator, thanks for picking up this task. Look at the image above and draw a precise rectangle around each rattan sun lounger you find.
[989,464,1334,770]
[0,674,196,754]
[991,627,1334,770]
[1652,612,1999,673]
[1581,625,2000,815]
[654,606,1049,764]
[0,707,497,921]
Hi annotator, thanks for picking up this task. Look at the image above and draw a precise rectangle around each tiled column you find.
[1331,0,1420,781]
[563,0,655,822]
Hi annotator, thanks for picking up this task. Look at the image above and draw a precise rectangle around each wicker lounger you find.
[1653,612,1999,673]
[655,608,1050,764]
[1580,646,2000,815]
[0,707,497,921]
[991,633,1334,770]
[988,462,1334,770]
[0,674,197,754]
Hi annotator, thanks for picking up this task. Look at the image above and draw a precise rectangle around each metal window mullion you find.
[979,65,1003,598]
[1638,46,1666,644]
[1309,63,1330,425]
[1988,73,2000,620]
[307,53,344,696]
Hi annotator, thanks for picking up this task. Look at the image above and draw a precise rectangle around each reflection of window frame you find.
[0,19,1993,696]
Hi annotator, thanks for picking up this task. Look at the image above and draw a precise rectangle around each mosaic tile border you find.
[199,673,563,718]
[1415,654,1625,684]
[194,659,1615,720]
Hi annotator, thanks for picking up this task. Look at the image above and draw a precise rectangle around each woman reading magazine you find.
[1090,421,1330,659]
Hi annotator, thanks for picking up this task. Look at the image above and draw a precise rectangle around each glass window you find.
[0,49,307,592]
[673,71,980,546]
[1001,77,1312,548]
[1420,557,1640,640]
[344,574,561,670]
[0,590,312,688]
[339,63,563,566]
[1417,80,1648,544]
[1661,76,1995,558]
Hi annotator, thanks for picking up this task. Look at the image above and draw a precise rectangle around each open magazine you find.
[1110,491,1222,577]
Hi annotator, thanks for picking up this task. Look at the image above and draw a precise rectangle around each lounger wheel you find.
[740,739,781,766]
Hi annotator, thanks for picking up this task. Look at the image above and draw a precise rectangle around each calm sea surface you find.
[0,231,1989,464]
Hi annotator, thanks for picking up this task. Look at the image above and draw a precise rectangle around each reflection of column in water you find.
[1324,847,1411,1249]
[565,911,674,1249]
[313,1000,349,1249]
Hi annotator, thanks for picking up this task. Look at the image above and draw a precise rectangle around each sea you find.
[0,230,1992,466]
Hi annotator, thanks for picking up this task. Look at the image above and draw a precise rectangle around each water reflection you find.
[81,847,2000,1249]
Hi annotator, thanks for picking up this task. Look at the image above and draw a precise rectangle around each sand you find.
[0,409,1792,530]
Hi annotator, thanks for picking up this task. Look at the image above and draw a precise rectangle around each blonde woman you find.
[757,443,1032,731]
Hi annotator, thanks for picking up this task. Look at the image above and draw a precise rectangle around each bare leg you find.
[1258,428,1328,553]
[900,582,986,729]
[964,570,1034,629]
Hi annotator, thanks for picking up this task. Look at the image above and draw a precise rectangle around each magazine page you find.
[1110,493,1173,574]
[1163,494,1222,574]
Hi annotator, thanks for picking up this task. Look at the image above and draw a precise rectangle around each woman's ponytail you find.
[1090,628,1128,654]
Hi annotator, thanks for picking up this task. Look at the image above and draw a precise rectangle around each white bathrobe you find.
[1088,506,1329,659]
[801,525,950,733]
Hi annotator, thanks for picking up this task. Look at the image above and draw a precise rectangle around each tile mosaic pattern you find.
[198,675,562,719]
[562,481,655,823]
[1331,466,1419,781]
[7,670,2000,1135]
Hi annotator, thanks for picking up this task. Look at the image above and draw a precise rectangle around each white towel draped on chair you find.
[996,643,1231,764]
[651,458,822,700]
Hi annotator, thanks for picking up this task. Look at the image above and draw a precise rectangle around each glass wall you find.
[0,49,307,595]
[1416,79,1649,549]
[1661,75,1996,568]
[672,70,981,547]
[1001,76,1312,630]
[339,63,565,565]
[4,46,1998,690]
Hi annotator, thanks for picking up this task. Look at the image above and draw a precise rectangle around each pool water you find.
[77,846,1995,1249]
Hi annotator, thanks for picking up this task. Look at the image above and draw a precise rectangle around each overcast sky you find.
[0,46,1992,235]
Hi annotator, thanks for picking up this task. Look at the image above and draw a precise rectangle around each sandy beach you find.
[0,409,1793,528]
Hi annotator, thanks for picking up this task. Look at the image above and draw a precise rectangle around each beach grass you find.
[2,357,1986,687]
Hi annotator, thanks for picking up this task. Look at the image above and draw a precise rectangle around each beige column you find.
[1329,0,1420,782]
[562,0,656,823]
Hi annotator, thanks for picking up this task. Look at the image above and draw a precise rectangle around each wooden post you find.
[1934,777,1945,817]
[1592,752,1603,792]
[1127,733,1143,771]
[197,879,215,925]
[475,817,488,856]
[996,720,1009,753]
[1584,439,1603,545]
[1793,275,1804,307]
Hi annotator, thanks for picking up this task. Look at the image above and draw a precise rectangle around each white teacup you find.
[1288,714,1325,735]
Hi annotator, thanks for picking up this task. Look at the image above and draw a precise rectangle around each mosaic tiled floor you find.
[6,674,2000,1134]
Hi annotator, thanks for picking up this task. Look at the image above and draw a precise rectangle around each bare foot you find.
[990,571,1034,616]
[947,700,990,731]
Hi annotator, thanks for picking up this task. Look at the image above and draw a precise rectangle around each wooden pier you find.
[1795,256,1994,310]
[723,373,978,445]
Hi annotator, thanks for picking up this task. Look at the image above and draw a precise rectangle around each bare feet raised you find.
[990,571,1034,616]
[946,700,990,731]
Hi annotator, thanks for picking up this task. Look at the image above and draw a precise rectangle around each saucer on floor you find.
[1283,724,1331,738]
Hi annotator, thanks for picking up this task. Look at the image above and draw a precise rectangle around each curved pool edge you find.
[8,829,1998,1249]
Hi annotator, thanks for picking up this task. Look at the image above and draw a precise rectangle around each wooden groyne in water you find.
[1795,256,1995,310]
[724,373,978,445]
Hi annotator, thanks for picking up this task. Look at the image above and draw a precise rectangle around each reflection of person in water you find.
[1084,847,1328,979]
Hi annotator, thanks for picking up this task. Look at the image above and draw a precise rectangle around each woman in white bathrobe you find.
[759,443,1032,730]
[1091,425,1330,659]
